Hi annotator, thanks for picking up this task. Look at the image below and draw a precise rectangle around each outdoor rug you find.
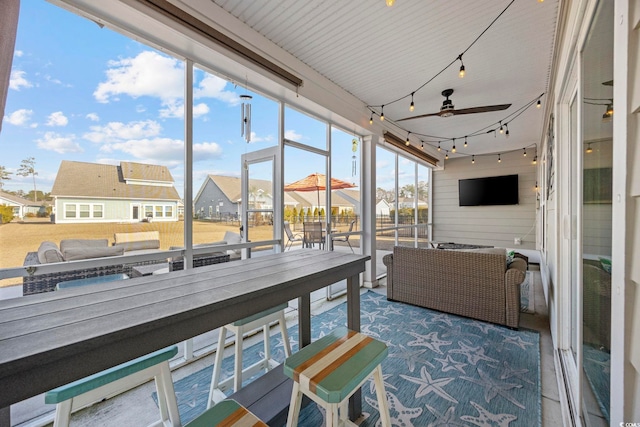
[520,271,535,314]
[583,344,610,422]
[156,291,541,426]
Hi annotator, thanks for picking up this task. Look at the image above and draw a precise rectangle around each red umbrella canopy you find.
[284,173,356,192]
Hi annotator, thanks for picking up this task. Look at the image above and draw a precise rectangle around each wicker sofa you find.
[23,232,231,295]
[383,246,527,328]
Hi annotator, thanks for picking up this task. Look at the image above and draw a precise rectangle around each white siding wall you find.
[432,150,537,250]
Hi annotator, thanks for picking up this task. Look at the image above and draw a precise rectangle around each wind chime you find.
[240,94,252,142]
[351,138,358,177]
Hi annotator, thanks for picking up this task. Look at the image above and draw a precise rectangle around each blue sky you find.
[1,1,374,199]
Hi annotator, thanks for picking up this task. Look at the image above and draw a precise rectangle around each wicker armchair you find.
[383,246,527,328]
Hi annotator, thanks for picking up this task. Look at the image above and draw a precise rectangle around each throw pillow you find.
[37,241,64,264]
[506,249,516,266]
[63,245,125,261]
[223,231,242,255]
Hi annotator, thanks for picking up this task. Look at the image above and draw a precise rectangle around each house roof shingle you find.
[0,190,40,206]
[51,161,180,201]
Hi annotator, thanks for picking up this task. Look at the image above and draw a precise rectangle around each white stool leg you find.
[156,362,181,427]
[233,325,244,392]
[373,365,391,427]
[263,323,272,372]
[286,382,302,427]
[327,403,340,427]
[278,311,292,357]
[53,399,73,427]
[208,326,228,409]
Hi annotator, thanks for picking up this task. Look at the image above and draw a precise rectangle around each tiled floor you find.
[11,263,564,427]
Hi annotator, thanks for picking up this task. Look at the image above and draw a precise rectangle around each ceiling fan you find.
[397,89,511,121]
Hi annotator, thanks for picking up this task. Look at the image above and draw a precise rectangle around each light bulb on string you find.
[380,105,385,121]
[505,123,510,138]
[369,112,374,125]
[464,136,468,147]
[586,143,593,154]
[409,93,415,112]
[457,54,465,78]
[536,99,541,108]
[535,181,539,190]
[420,141,424,150]
[451,139,456,153]
[386,0,395,6]
[499,121,504,134]
[445,151,449,160]
[472,155,475,164]
[405,132,411,146]
[523,148,527,157]
[498,154,501,163]
[437,141,441,151]
[533,155,537,165]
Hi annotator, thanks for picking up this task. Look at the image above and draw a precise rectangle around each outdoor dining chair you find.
[303,221,325,249]
[284,221,303,250]
[330,219,356,253]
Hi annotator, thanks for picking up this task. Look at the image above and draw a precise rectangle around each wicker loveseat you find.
[383,246,527,328]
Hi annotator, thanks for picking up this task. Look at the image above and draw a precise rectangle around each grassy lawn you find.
[0,219,274,270]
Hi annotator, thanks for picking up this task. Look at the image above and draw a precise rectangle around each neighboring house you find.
[375,199,391,217]
[50,160,181,224]
[0,190,41,219]
[397,197,428,210]
[194,175,276,219]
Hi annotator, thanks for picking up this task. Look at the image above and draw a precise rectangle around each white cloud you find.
[193,142,223,161]
[36,132,83,153]
[248,132,274,143]
[9,70,32,91]
[193,103,210,117]
[284,129,302,141]
[46,111,68,127]
[3,108,33,126]
[159,101,210,119]
[93,51,184,103]
[194,74,239,104]
[83,120,162,144]
[14,50,23,57]
[102,138,222,165]
[86,113,100,122]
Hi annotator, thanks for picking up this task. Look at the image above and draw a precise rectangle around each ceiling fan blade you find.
[396,112,443,121]
[451,104,512,115]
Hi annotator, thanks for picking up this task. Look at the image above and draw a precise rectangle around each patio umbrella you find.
[284,172,356,216]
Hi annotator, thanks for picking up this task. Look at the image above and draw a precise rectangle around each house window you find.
[93,205,103,218]
[155,206,163,217]
[164,206,173,217]
[79,204,90,218]
[65,204,77,218]
[145,206,153,218]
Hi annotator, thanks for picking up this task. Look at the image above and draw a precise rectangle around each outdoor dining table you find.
[0,250,370,425]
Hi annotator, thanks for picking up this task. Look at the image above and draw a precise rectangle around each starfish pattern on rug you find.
[406,331,452,355]
[175,383,208,409]
[489,360,535,385]
[424,404,467,427]
[439,324,482,343]
[468,321,503,335]
[460,401,518,427]
[365,390,423,425]
[389,344,432,372]
[400,366,459,403]
[429,312,455,327]
[367,373,397,394]
[461,367,525,409]
[434,354,468,374]
[502,334,535,350]
[361,309,388,323]
[362,293,386,306]
[449,341,500,365]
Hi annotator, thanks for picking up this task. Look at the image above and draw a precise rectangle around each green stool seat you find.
[45,346,180,427]
[186,399,267,427]
[284,327,391,427]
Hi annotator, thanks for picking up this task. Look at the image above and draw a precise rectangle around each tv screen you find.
[458,174,519,206]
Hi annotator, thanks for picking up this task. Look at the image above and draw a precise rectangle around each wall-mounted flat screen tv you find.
[458,174,519,206]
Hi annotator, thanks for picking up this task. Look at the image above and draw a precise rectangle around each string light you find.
[437,141,441,151]
[451,139,456,153]
[536,99,541,108]
[421,140,424,150]
[505,123,510,138]
[499,121,504,134]
[458,54,466,78]
[498,154,501,163]
[464,136,468,147]
[406,132,411,146]
[523,148,527,157]
[380,105,385,121]
[535,181,539,190]
[445,151,449,160]
[386,0,395,6]
[472,155,475,164]
[533,155,537,164]
[409,93,415,112]
[586,143,593,154]
[369,112,374,125]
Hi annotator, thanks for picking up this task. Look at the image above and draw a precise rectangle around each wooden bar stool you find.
[284,326,391,427]
[208,303,292,407]
[45,346,180,427]
[186,399,267,427]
